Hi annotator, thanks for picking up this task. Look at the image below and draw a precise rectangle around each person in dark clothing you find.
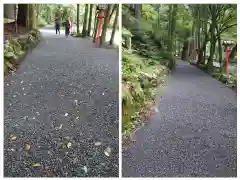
[55,19,60,35]
[65,19,70,37]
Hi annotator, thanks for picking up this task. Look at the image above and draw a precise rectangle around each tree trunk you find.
[76,4,80,34]
[81,4,89,37]
[167,4,177,69]
[28,4,35,30]
[109,5,119,45]
[35,4,39,26]
[197,7,201,60]
[207,5,217,73]
[198,23,210,64]
[109,5,117,23]
[14,4,18,33]
[17,4,28,27]
[167,5,172,52]
[229,43,237,60]
[100,5,113,45]
[92,12,99,42]
[87,4,93,36]
[216,25,223,72]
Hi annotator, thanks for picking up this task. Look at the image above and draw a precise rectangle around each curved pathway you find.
[122,61,236,177]
[4,28,119,177]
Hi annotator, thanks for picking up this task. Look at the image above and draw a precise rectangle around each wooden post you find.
[225,47,231,73]
[96,14,104,48]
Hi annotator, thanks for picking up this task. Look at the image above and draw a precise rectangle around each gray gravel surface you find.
[4,29,119,177]
[122,62,237,177]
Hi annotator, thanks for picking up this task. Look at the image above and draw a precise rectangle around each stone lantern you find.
[222,40,234,52]
[97,4,107,17]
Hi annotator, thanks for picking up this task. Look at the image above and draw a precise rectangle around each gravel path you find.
[4,28,119,177]
[122,61,237,177]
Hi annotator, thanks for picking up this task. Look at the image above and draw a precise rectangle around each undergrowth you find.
[122,49,169,141]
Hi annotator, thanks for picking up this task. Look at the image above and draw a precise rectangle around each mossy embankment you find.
[4,29,41,75]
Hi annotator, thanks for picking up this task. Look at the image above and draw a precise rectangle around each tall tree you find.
[28,4,35,30]
[207,4,217,73]
[81,4,89,37]
[76,4,80,34]
[87,4,93,36]
[167,4,177,69]
[100,5,114,45]
[110,5,119,45]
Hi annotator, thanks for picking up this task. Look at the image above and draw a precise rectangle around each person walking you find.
[55,18,60,35]
[65,19,70,37]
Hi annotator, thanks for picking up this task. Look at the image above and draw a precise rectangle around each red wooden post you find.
[225,47,231,73]
[96,16,104,48]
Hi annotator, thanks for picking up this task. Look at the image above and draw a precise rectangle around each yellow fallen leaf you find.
[82,166,88,173]
[58,124,63,130]
[32,163,41,167]
[9,135,17,141]
[104,146,112,157]
[67,142,72,148]
[25,144,30,151]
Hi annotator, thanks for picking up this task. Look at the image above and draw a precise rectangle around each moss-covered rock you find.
[212,72,236,89]
[4,29,41,74]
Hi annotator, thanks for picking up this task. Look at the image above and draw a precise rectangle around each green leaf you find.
[32,163,41,167]
[9,135,17,141]
[4,52,15,58]
[25,144,31,151]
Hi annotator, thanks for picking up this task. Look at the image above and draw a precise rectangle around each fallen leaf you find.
[104,146,112,157]
[21,81,24,84]
[25,144,31,151]
[67,142,72,148]
[64,136,70,140]
[9,135,17,141]
[74,100,78,105]
[100,163,106,166]
[82,166,88,173]
[65,113,68,116]
[58,124,63,130]
[32,163,41,167]
[73,157,77,164]
[94,141,102,146]
[154,106,159,112]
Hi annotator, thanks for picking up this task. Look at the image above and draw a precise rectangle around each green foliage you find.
[4,29,41,74]
[212,72,236,89]
[37,4,79,25]
[122,51,168,140]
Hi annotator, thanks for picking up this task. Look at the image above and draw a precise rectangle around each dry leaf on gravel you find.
[104,146,112,157]
[9,135,17,141]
